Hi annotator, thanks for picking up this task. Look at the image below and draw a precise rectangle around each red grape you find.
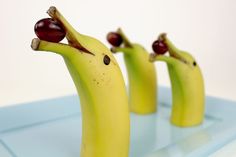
[152,40,168,55]
[34,18,65,43]
[106,32,123,47]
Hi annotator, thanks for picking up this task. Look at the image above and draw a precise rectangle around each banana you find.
[31,6,130,157]
[149,33,205,127]
[108,29,157,114]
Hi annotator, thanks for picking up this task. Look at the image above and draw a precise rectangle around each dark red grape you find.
[106,32,123,47]
[34,18,66,43]
[152,40,168,55]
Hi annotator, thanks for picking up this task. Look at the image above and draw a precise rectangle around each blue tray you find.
[0,86,236,157]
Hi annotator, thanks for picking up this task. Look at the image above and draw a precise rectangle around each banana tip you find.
[47,6,56,17]
[158,33,167,41]
[149,53,157,62]
[110,47,117,53]
[31,38,40,50]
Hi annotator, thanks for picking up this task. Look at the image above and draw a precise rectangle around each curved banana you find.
[109,29,157,114]
[150,34,205,127]
[31,6,130,157]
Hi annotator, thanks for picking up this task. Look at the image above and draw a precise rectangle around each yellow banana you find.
[31,6,130,157]
[150,33,205,127]
[108,29,157,114]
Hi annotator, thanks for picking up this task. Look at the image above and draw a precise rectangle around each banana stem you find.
[149,53,176,64]
[111,47,132,55]
[47,6,78,40]
[31,38,78,58]
[117,28,132,47]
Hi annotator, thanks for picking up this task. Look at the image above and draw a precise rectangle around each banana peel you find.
[31,6,130,157]
[110,28,157,114]
[150,33,205,127]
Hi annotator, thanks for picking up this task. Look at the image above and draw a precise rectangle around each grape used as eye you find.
[34,18,66,42]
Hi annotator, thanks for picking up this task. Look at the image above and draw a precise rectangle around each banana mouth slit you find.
[169,54,189,65]
[47,6,94,56]
[149,52,189,65]
[149,33,192,66]
[116,28,132,48]
[107,28,138,56]
[159,33,189,65]
[68,40,95,56]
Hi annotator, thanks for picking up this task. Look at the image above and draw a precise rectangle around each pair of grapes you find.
[34,18,168,55]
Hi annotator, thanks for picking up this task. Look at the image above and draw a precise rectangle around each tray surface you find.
[0,86,236,157]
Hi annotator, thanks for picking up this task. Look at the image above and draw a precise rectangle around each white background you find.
[0,0,236,107]
[0,1,236,156]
